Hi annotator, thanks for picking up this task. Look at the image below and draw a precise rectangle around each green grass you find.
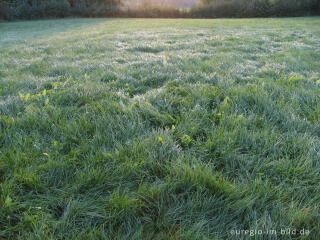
[0,17,320,239]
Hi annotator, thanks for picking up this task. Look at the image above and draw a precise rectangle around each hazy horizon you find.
[122,0,201,9]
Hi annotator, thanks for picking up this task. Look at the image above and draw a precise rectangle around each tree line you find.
[0,0,319,20]
[194,0,320,18]
[0,0,121,20]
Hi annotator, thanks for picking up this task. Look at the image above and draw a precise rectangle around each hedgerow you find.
[1,0,319,20]
[192,0,320,18]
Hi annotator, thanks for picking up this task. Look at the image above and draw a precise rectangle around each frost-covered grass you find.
[0,18,320,239]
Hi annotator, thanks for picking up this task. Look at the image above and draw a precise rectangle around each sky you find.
[122,0,201,9]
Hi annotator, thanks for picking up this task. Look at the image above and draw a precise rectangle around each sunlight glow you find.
[122,0,200,9]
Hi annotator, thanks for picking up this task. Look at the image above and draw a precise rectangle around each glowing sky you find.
[122,0,200,9]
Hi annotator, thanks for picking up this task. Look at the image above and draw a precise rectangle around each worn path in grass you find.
[0,17,320,239]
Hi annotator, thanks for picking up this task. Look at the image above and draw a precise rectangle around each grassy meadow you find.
[0,18,320,239]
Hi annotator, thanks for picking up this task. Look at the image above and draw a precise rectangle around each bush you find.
[192,0,241,18]
[43,0,71,18]
[0,3,6,20]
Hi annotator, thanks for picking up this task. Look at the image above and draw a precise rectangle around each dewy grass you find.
[0,17,320,239]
